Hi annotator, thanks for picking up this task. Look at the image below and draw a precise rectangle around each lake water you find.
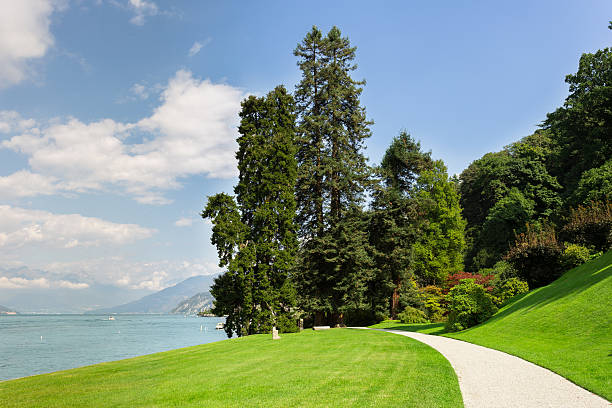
[0,314,229,381]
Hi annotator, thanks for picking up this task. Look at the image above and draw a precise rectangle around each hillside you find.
[171,292,214,315]
[0,304,17,314]
[447,251,612,400]
[88,275,217,314]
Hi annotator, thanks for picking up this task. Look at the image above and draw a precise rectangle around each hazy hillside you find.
[0,304,17,314]
[171,292,214,315]
[88,275,218,314]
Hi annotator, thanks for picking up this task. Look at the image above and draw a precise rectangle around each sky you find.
[0,0,610,312]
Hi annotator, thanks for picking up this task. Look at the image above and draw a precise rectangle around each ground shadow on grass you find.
[369,321,446,335]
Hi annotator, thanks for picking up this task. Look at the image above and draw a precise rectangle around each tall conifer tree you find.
[294,26,373,325]
[203,86,298,337]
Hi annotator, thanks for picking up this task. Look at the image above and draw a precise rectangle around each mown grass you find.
[370,250,612,401]
[0,328,462,408]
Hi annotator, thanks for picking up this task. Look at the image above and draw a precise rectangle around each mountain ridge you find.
[86,275,218,314]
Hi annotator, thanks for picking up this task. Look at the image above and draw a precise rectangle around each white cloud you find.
[0,0,61,87]
[0,70,244,204]
[188,42,203,57]
[130,83,149,99]
[0,111,37,133]
[174,217,193,227]
[188,38,211,57]
[0,171,59,199]
[0,276,88,289]
[128,0,158,26]
[0,205,155,249]
[37,257,221,291]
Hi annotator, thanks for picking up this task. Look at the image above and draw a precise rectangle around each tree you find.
[203,86,298,337]
[294,26,374,326]
[411,160,466,284]
[544,47,612,201]
[459,131,561,269]
[369,132,432,318]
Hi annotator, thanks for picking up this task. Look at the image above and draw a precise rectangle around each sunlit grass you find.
[370,251,612,401]
[0,328,462,407]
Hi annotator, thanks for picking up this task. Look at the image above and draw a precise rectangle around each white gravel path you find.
[381,329,611,408]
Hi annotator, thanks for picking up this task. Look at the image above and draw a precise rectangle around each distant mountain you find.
[171,292,214,315]
[87,275,218,314]
[0,304,17,314]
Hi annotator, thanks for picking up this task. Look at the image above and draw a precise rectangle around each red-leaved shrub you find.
[445,272,495,293]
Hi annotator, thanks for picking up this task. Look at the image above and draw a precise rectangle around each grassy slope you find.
[371,251,612,401]
[448,251,612,400]
[0,329,462,408]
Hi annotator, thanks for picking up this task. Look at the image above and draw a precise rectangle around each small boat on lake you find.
[215,322,224,330]
[108,316,115,320]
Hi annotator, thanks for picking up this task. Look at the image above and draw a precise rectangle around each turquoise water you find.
[0,314,228,381]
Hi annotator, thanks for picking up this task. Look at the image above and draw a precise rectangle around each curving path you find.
[380,329,610,408]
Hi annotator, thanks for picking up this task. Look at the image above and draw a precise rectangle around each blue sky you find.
[0,0,610,312]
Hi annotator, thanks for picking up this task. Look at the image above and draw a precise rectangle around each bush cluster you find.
[504,224,565,288]
[561,201,612,252]
[561,243,591,270]
[492,277,529,305]
[397,306,429,324]
[445,279,498,332]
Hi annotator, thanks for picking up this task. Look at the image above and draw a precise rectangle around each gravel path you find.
[381,329,610,408]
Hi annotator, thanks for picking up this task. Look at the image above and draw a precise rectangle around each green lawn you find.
[0,328,462,408]
[371,251,612,401]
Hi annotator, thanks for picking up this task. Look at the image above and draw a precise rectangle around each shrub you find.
[492,277,529,305]
[445,279,498,332]
[561,243,591,270]
[504,223,564,288]
[445,272,494,293]
[276,314,299,333]
[561,201,612,252]
[418,285,447,322]
[480,260,518,281]
[398,306,429,324]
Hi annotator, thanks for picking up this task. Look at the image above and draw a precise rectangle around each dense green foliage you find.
[561,201,612,252]
[368,132,432,318]
[460,41,611,274]
[504,224,565,288]
[203,87,298,337]
[293,26,375,326]
[202,24,611,334]
[0,330,463,408]
[398,306,429,324]
[445,279,498,332]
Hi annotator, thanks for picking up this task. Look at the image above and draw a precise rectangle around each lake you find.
[0,314,229,381]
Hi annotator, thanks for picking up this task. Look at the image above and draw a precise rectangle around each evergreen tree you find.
[369,132,433,318]
[203,86,298,337]
[294,26,373,326]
